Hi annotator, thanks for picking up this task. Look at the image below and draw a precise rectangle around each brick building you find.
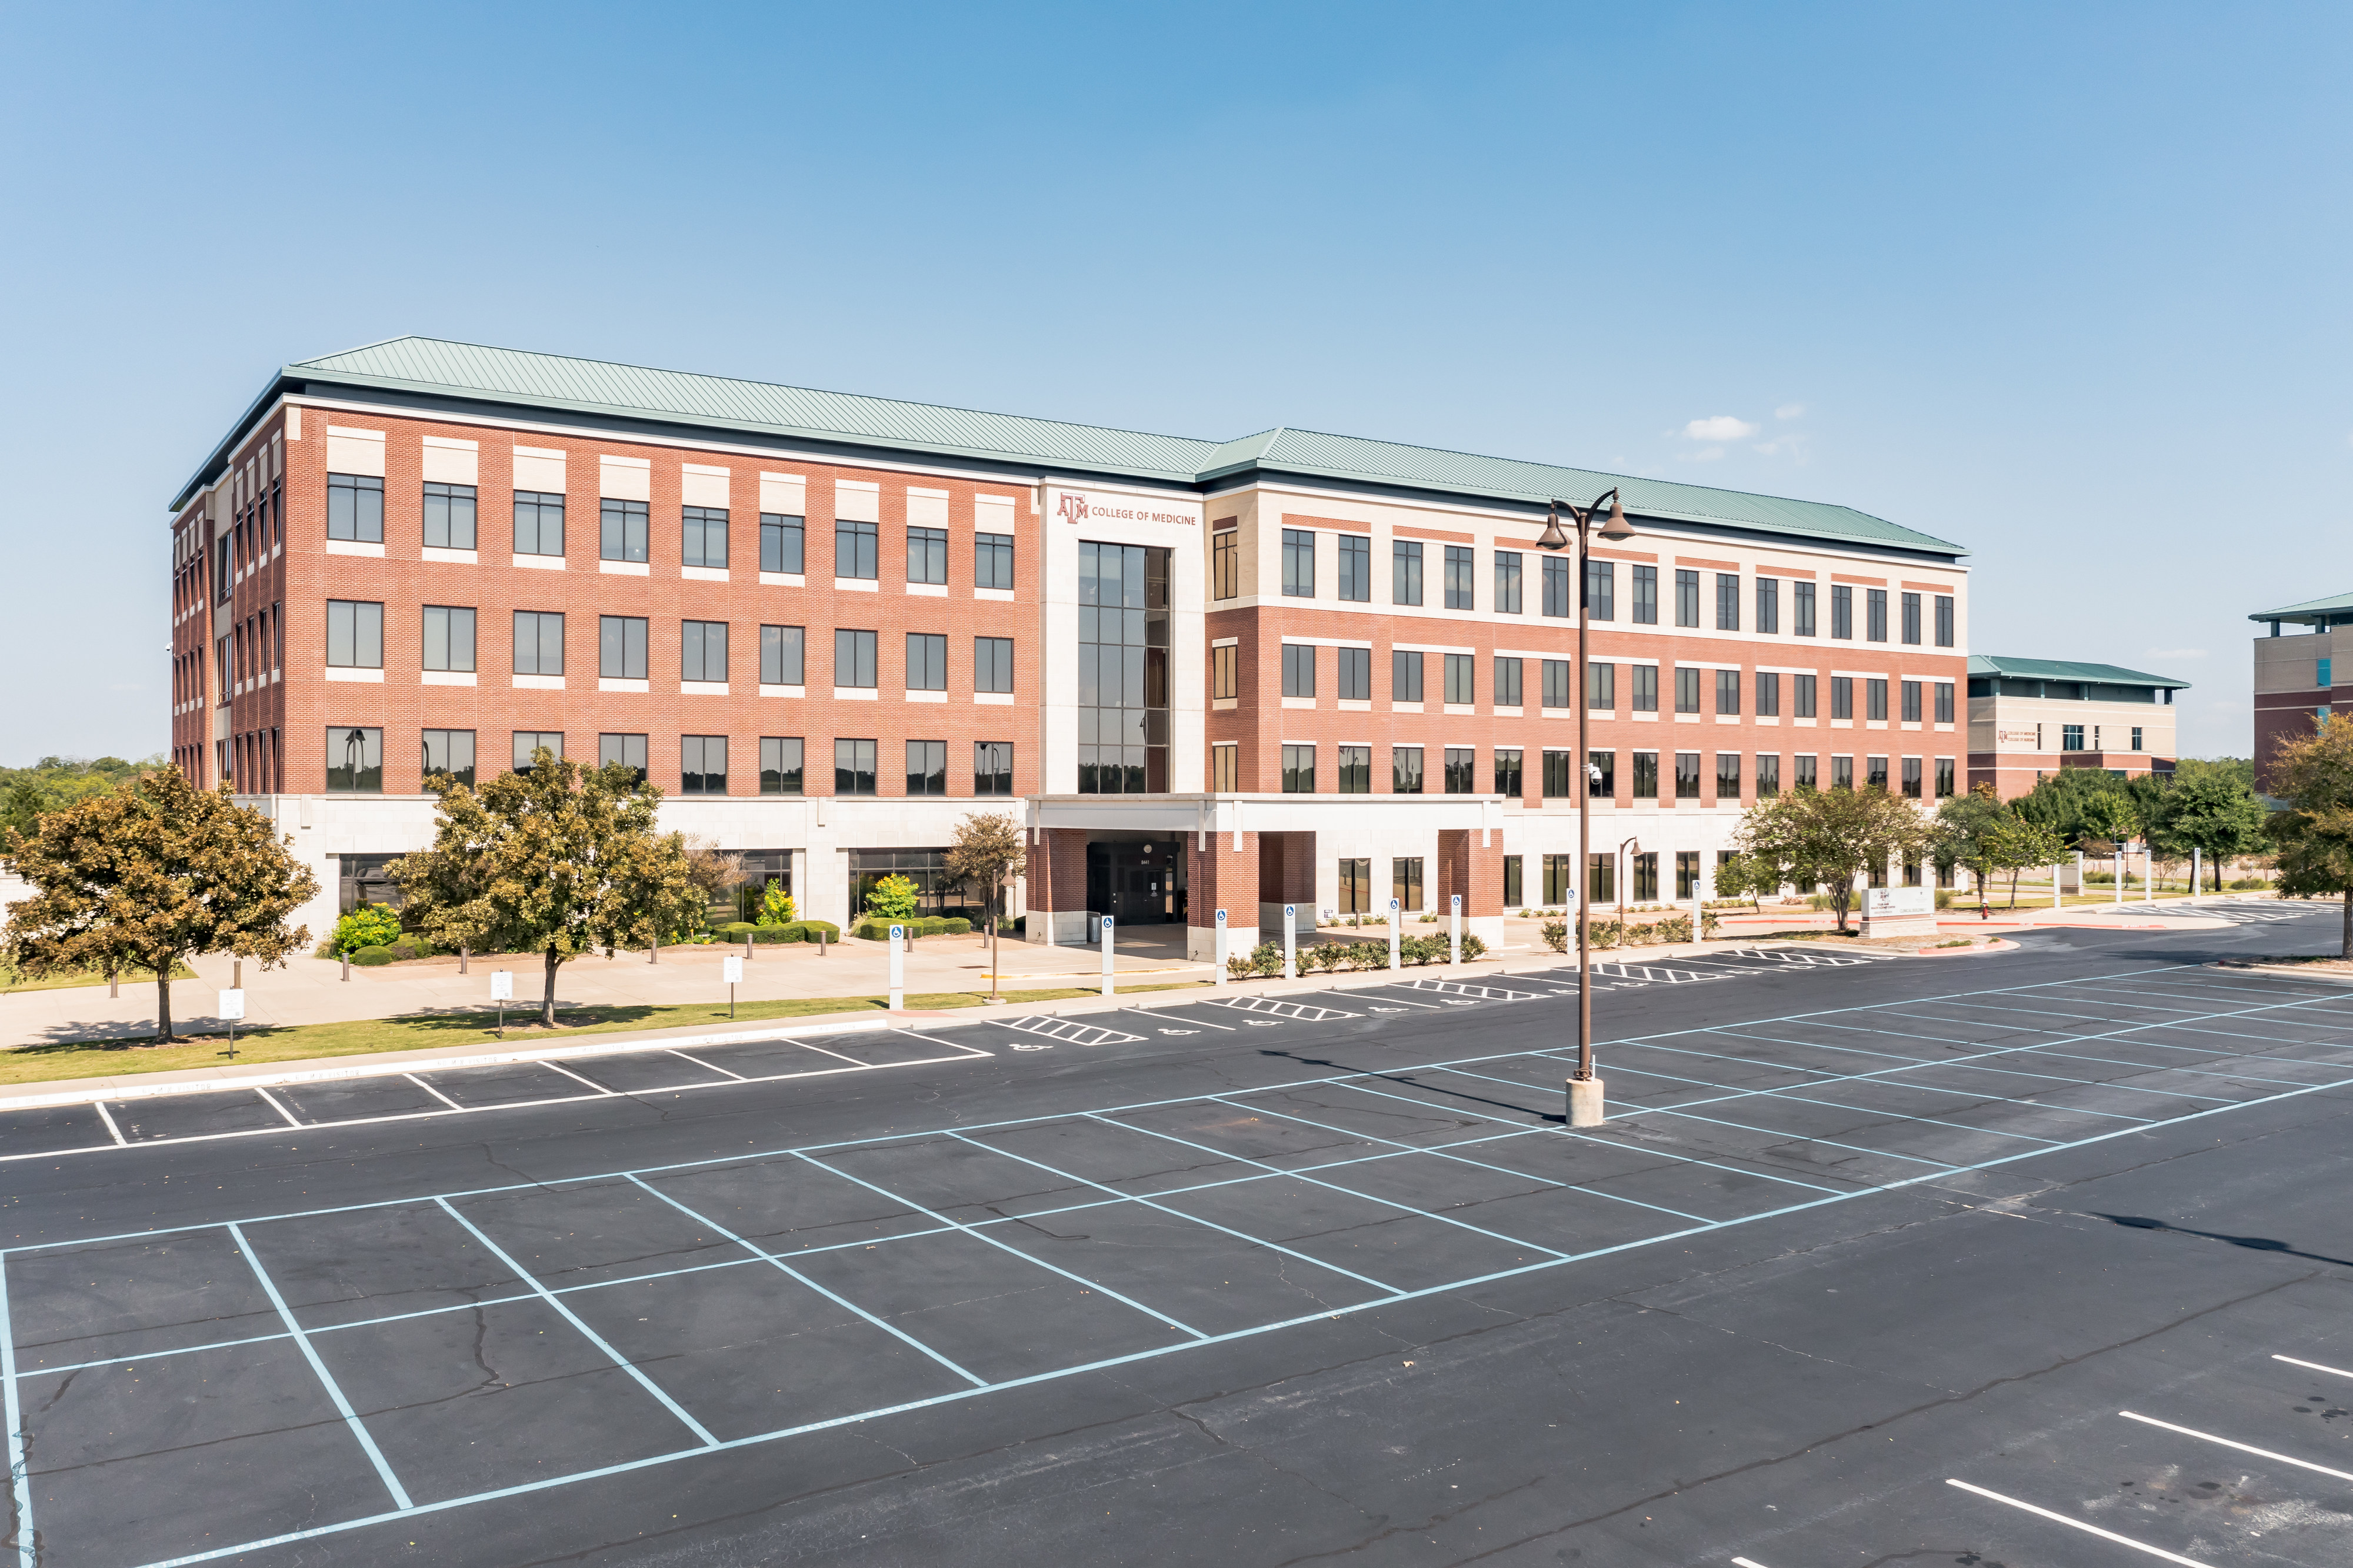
[1964,655,2186,799]
[169,338,1971,953]
[2249,589,2353,789]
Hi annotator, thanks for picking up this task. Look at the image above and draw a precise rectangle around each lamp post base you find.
[1567,1076,1607,1127]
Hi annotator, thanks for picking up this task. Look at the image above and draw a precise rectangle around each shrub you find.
[941,918,971,935]
[1650,913,1693,944]
[1350,940,1390,969]
[2228,876,2270,890]
[1933,889,1954,910]
[314,940,338,960]
[387,942,419,961]
[755,883,797,927]
[1404,935,1445,965]
[1249,940,1284,977]
[865,874,920,922]
[1541,919,1568,953]
[1460,933,1487,960]
[797,920,841,942]
[715,921,756,940]
[350,945,396,967]
[332,903,402,955]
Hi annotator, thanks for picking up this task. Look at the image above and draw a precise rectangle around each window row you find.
[1502,847,1952,908]
[325,728,1017,798]
[1269,744,1957,801]
[320,602,1014,691]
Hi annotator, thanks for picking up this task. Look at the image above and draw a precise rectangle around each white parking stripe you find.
[1945,1478,2208,1566]
[404,1073,465,1111]
[2120,1408,2353,1483]
[254,1087,304,1128]
[541,1060,617,1093]
[93,1102,127,1145]
[2273,1352,2353,1380]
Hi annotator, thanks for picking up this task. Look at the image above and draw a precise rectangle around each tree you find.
[2151,759,2267,890]
[1710,850,1779,912]
[2,769,316,1042]
[1933,785,2012,918]
[1728,785,1934,933]
[1991,814,2070,908]
[945,812,1026,1002]
[2264,721,2353,958]
[2014,766,2134,847]
[2079,793,2142,886]
[390,749,676,1027]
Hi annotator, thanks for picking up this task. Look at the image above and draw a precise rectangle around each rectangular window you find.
[1831,584,1852,639]
[1716,752,1741,801]
[515,491,565,557]
[1444,652,1475,705]
[1502,854,1522,909]
[1543,658,1572,709]
[2062,724,2085,752]
[1795,754,1817,789]
[1677,850,1701,900]
[1393,540,1423,605]
[598,615,647,679]
[1392,856,1424,913]
[1755,670,1779,716]
[421,605,475,672]
[1716,572,1740,630]
[1633,852,1659,902]
[1936,757,1955,798]
[1282,643,1316,698]
[1675,569,1700,628]
[1444,546,1475,610]
[1538,853,1575,906]
[599,732,648,782]
[1282,743,1316,793]
[1339,857,1373,914]
[1902,756,1922,799]
[1831,676,1853,720]
[1866,755,1889,789]
[1495,655,1523,708]
[326,474,384,543]
[599,498,649,563]
[1935,595,1954,648]
[1867,588,1888,642]
[836,516,878,579]
[761,625,805,686]
[906,632,948,692]
[1935,681,1954,724]
[1282,529,1315,596]
[1900,679,1921,723]
[1676,752,1702,799]
[1675,666,1701,713]
[1867,678,1888,721]
[421,729,475,788]
[1211,743,1238,792]
[1337,534,1371,602]
[1632,750,1659,799]
[682,506,728,569]
[681,620,728,683]
[1831,755,1853,789]
[835,738,878,795]
[1338,645,1371,701]
[759,512,805,574]
[1337,745,1371,794]
[905,739,946,796]
[677,736,726,795]
[325,600,383,668]
[1212,644,1238,700]
[1392,745,1424,794]
[325,726,382,792]
[1543,555,1572,618]
[513,732,563,773]
[974,741,1014,796]
[1494,747,1523,798]
[1631,664,1659,712]
[1757,753,1781,798]
[975,636,1014,694]
[1716,668,1741,715]
[423,482,477,550]
[1794,580,1817,637]
[1632,564,1658,625]
[1394,649,1424,702]
[1443,747,1475,794]
[1901,591,1921,645]
[1756,577,1779,633]
[512,611,564,676]
[906,525,947,585]
[1212,528,1237,600]
[1541,749,1574,798]
[761,736,805,795]
[1588,660,1615,710]
[976,532,1014,591]
[1794,673,1817,718]
[1584,558,1614,619]
[2131,726,2144,752]
[1494,551,1522,613]
[1588,749,1615,798]
[835,629,878,689]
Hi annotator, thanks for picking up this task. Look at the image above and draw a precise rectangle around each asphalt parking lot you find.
[7,902,2353,1567]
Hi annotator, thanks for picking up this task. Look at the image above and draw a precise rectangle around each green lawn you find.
[0,981,1209,1088]
[1,963,196,995]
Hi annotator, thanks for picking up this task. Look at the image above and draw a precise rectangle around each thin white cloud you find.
[1775,403,1805,420]
[1682,415,1759,443]
[2145,648,2207,660]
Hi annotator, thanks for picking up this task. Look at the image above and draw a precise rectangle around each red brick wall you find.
[1029,828,1089,913]
[1435,828,1501,917]
[1186,829,1259,930]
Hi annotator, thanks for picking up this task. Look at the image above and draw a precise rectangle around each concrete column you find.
[1189,829,1259,962]
[1025,828,1094,946]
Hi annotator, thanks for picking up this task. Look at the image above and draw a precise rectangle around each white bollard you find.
[1388,898,1401,972]
[1282,904,1296,981]
[1214,908,1228,986]
[1100,913,1115,997]
[2052,862,2063,911]
[2192,847,2202,905]
[888,925,905,1010]
[2144,845,2154,904]
[1449,893,1462,965]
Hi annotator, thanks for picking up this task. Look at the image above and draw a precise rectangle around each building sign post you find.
[888,926,905,1011]
[1282,905,1296,981]
[1449,893,1462,966]
[490,968,512,1037]
[1214,908,1228,986]
[219,987,244,1060]
[723,954,742,1020]
[1099,915,1115,997]
[1388,900,1401,972]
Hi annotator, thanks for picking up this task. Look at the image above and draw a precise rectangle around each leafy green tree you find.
[866,873,921,922]
[2078,793,2142,886]
[1991,813,2071,907]
[390,748,677,1027]
[2013,766,2134,846]
[1729,784,1934,933]
[1933,785,2012,916]
[2,768,316,1041]
[2264,721,2353,958]
[945,812,1026,1002]
[1710,850,1779,911]
[2151,759,2268,890]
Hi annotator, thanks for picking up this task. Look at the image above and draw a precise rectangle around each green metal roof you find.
[1969,655,2189,689]
[176,336,1967,556]
[2247,589,2353,624]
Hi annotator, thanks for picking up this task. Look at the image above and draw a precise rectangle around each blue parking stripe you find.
[1,1257,34,1568]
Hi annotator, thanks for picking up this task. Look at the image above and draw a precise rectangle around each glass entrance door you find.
[1085,840,1187,925]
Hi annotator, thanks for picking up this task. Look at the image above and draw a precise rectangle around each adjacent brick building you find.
[1964,655,2186,799]
[170,338,1972,952]
[2249,590,2353,790]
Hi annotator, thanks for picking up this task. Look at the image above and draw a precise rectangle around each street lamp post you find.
[1538,490,1636,1127]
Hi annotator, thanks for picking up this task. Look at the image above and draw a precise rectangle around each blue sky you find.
[3,1,2344,762]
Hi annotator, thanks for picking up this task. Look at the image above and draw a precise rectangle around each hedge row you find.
[1224,933,1485,978]
[852,916,972,942]
[712,920,843,944]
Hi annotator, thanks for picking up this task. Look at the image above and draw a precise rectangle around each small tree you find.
[2152,759,2268,890]
[945,812,1026,1002]
[3,769,316,1042]
[1991,813,2070,908]
[1934,784,2012,918]
[1729,784,1933,933]
[2265,722,2353,958]
[391,749,672,1027]
[2079,793,2141,886]
[1710,851,1779,912]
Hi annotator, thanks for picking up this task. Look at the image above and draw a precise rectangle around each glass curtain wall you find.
[1079,541,1171,792]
